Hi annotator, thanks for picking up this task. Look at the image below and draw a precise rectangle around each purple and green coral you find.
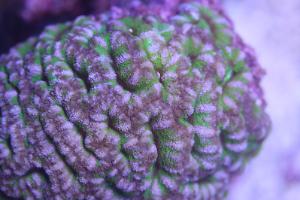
[0,1,270,199]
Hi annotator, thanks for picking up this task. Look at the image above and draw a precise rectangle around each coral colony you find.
[0,1,270,199]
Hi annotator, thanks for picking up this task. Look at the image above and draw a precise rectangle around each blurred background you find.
[1,0,300,199]
[224,0,300,200]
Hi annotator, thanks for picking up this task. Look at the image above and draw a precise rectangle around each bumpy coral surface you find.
[0,1,270,199]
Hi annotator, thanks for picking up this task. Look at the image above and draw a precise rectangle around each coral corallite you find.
[0,1,270,200]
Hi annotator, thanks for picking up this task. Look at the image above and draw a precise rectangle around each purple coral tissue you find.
[0,0,270,199]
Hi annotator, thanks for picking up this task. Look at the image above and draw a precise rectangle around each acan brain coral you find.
[0,1,270,200]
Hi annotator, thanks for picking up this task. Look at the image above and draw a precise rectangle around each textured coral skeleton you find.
[0,1,270,199]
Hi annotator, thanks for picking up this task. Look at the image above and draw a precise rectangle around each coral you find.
[0,0,218,54]
[0,1,270,199]
[20,0,220,22]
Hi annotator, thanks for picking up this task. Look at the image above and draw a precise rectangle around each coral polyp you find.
[0,1,270,199]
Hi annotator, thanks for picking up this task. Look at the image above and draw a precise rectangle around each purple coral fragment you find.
[0,1,270,199]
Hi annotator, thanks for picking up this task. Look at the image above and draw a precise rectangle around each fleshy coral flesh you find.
[0,1,270,199]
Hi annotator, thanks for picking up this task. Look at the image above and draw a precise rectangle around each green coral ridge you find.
[0,2,270,200]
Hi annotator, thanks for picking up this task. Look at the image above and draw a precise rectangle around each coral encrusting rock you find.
[0,1,270,199]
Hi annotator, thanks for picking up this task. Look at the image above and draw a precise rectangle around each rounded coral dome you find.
[0,2,270,199]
